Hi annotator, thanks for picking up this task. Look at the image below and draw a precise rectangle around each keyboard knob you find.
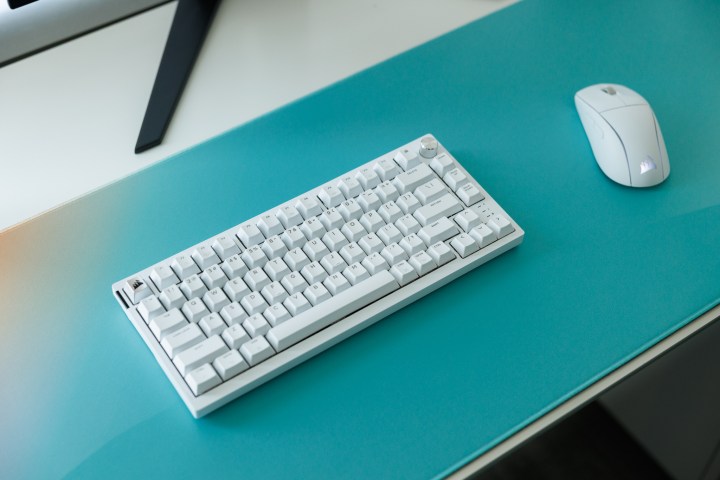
[419,136,438,158]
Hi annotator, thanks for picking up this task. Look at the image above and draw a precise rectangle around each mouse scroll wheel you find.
[601,86,617,95]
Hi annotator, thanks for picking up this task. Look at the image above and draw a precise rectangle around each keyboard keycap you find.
[355,166,381,189]
[150,265,179,291]
[413,193,463,226]
[341,220,367,242]
[338,199,363,222]
[241,293,269,316]
[337,175,363,198]
[171,255,200,280]
[394,147,420,170]
[186,364,222,395]
[389,260,419,286]
[300,217,326,240]
[451,233,480,258]
[392,163,435,194]
[138,296,165,323]
[443,168,469,191]
[283,293,312,316]
[223,278,251,302]
[200,265,228,290]
[378,224,403,245]
[418,217,459,245]
[295,195,322,219]
[301,262,328,285]
[320,252,348,275]
[203,288,230,312]
[319,208,344,231]
[409,251,437,276]
[174,335,229,376]
[378,201,403,224]
[323,273,351,295]
[150,308,188,340]
[304,282,332,306]
[241,246,269,269]
[359,211,385,233]
[281,272,309,295]
[486,215,515,238]
[199,312,227,336]
[244,268,271,292]
[414,179,448,205]
[123,277,152,304]
[260,281,289,305]
[239,336,275,366]
[373,158,401,181]
[257,213,284,238]
[375,181,400,203]
[358,190,382,212]
[399,234,426,256]
[266,271,399,351]
[159,285,186,310]
[280,227,306,250]
[182,299,211,323]
[395,214,421,236]
[213,350,248,381]
[212,235,240,260]
[469,224,498,248]
[457,183,484,206]
[455,209,482,232]
[161,323,204,358]
[303,239,331,261]
[180,274,208,299]
[396,193,421,214]
[362,252,390,274]
[358,233,384,255]
[262,235,288,259]
[339,242,366,265]
[192,245,220,270]
[427,242,456,266]
[243,313,271,338]
[284,248,311,271]
[222,324,251,349]
[318,185,345,208]
[430,153,454,177]
[221,254,249,279]
[381,243,408,265]
[343,262,371,285]
[276,205,303,229]
[237,223,264,248]
[219,302,248,326]
[264,303,292,327]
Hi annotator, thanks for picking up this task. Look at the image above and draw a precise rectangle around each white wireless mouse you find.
[575,84,670,187]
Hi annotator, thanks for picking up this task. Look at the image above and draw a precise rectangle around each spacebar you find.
[266,271,400,352]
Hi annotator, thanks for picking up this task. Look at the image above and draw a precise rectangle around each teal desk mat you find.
[2,1,720,478]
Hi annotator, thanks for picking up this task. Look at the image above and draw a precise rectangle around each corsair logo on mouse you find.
[640,156,657,175]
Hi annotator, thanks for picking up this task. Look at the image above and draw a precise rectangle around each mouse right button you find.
[602,106,665,187]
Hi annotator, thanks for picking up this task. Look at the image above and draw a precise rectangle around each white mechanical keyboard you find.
[112,134,524,417]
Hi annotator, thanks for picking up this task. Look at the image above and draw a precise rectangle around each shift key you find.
[418,217,459,245]
[173,335,228,376]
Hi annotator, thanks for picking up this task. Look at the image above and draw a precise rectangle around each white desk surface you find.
[0,0,516,232]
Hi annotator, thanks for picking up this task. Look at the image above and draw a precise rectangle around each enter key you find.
[413,193,463,226]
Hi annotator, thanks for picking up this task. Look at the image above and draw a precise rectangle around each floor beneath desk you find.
[474,402,671,480]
